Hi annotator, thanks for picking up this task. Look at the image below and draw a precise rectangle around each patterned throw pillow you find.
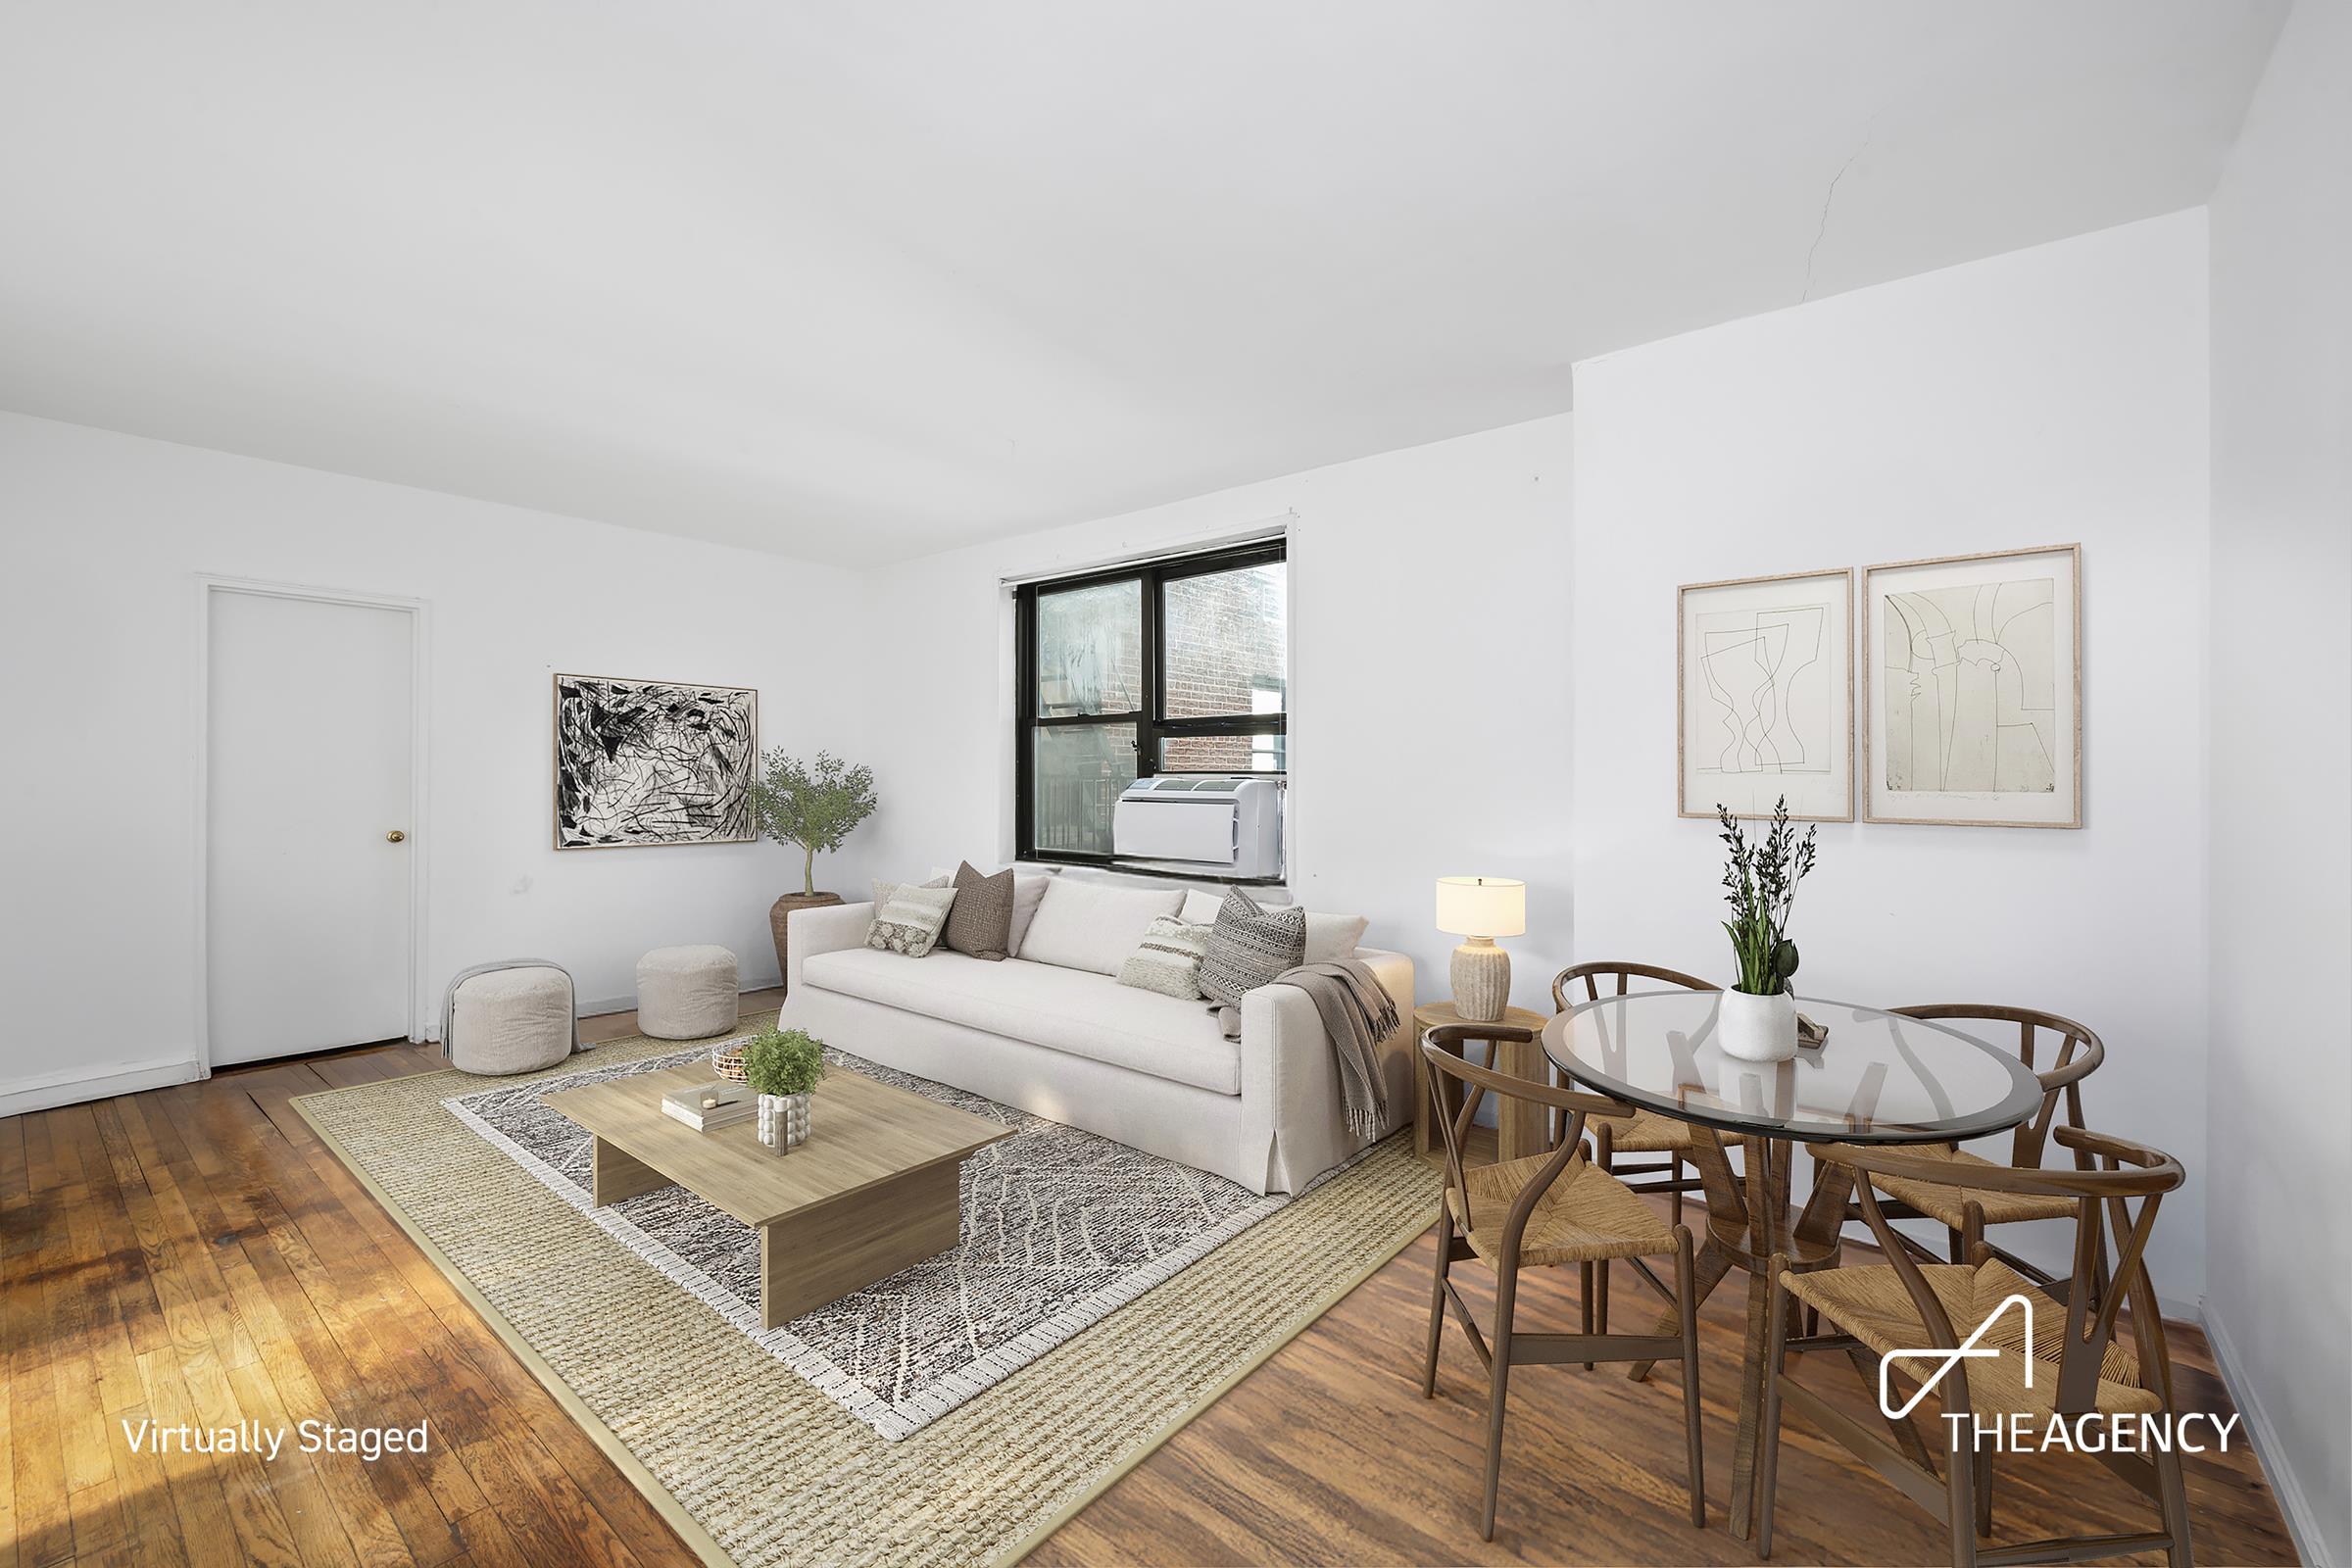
[942,860,1016,960]
[1116,916,1213,1000]
[867,880,957,956]
[1198,888,1306,1005]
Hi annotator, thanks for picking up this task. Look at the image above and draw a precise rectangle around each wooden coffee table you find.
[542,1061,1011,1329]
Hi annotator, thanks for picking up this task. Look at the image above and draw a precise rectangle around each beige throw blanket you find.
[1207,958,1400,1142]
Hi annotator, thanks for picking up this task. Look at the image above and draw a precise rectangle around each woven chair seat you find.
[1603,1107,1745,1154]
[1784,1258,2159,1419]
[1866,1146,2079,1227]
[1446,1152,1675,1266]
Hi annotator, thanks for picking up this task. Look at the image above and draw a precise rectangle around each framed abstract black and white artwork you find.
[1678,567,1854,822]
[1861,544,2081,828]
[552,673,760,849]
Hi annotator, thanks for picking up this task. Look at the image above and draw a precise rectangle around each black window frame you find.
[1013,538,1287,873]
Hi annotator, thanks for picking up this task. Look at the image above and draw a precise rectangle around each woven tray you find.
[710,1041,748,1082]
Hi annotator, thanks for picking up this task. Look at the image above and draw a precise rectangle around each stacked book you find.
[661,1080,754,1132]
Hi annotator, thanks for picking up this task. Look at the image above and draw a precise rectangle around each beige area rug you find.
[295,1015,1440,1568]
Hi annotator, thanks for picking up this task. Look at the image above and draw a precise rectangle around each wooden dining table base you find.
[1625,1126,1880,1541]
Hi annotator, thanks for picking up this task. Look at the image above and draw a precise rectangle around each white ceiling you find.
[0,2,2286,565]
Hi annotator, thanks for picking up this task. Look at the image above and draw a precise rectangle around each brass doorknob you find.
[385,829,407,843]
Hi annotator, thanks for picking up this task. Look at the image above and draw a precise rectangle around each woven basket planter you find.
[769,891,846,994]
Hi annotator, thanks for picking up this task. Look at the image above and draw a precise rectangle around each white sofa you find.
[777,899,1415,1195]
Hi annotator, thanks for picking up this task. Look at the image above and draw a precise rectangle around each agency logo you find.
[1879,1291,2034,1420]
[1878,1292,2239,1455]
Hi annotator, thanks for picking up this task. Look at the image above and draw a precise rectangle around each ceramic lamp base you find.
[1449,938,1511,1022]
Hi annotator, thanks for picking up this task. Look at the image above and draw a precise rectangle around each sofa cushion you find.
[799,948,1242,1095]
[1016,879,1186,975]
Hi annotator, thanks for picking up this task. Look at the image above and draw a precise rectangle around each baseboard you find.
[2204,1301,2333,1567]
[0,1055,204,1118]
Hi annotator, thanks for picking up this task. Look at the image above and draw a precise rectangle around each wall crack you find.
[1800,143,1866,305]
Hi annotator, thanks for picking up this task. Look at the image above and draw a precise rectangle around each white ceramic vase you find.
[1719,989,1798,1063]
[759,1092,811,1151]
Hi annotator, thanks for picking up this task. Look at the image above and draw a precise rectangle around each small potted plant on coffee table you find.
[1715,796,1818,1062]
[742,1025,827,1152]
[751,750,878,990]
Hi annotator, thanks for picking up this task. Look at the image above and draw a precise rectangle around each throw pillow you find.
[1116,916,1213,1000]
[1199,887,1307,1005]
[1304,911,1370,962]
[943,860,1015,960]
[1181,890,1367,962]
[1017,879,1186,975]
[932,863,1057,956]
[866,880,957,956]
[1005,874,1054,956]
[1180,890,1224,925]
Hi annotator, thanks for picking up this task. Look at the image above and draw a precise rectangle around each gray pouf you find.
[637,945,739,1039]
[442,961,577,1075]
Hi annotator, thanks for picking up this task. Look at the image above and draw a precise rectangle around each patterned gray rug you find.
[444,1044,1288,1441]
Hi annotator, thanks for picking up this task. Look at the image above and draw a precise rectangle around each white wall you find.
[856,415,1575,1015]
[1569,212,2214,1297]
[0,412,876,1113]
[2205,0,2352,1558]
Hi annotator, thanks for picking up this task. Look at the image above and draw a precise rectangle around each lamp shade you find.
[1435,876,1526,938]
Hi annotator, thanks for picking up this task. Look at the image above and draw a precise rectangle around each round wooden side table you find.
[1412,1001,1552,1164]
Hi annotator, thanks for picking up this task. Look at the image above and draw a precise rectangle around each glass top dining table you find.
[1542,990,2044,1145]
[1537,990,2046,1542]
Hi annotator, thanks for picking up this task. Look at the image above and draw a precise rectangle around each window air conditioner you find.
[1111,776,1284,878]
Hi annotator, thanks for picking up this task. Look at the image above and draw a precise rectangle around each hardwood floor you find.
[1031,1228,2296,1567]
[2,1011,712,1568]
[3,1008,2300,1567]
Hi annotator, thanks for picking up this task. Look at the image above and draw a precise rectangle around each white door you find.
[207,590,415,1064]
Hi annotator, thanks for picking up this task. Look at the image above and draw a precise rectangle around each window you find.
[1015,540,1287,863]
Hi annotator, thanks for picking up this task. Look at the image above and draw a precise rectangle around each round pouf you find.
[637,945,739,1040]
[446,965,575,1076]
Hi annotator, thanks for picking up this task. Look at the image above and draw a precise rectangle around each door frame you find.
[192,574,432,1077]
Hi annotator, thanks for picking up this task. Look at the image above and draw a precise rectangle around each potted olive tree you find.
[742,1025,826,1151]
[1714,797,1818,1062]
[751,750,877,989]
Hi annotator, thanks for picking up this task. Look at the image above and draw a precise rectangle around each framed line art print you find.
[1861,543,2081,828]
[1677,567,1854,822]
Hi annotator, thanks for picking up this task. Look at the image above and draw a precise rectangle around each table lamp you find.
[1435,876,1526,1022]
